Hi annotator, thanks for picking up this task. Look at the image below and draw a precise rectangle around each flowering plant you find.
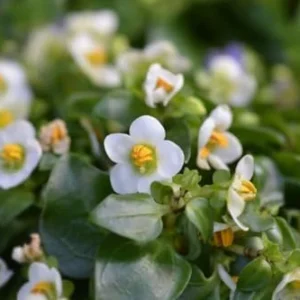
[1,1,300,299]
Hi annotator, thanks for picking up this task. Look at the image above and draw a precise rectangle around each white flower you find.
[145,40,191,73]
[65,10,118,36]
[68,33,121,87]
[144,63,184,108]
[227,155,257,231]
[0,258,13,287]
[17,262,63,300]
[197,105,242,170]
[0,120,42,189]
[0,60,32,125]
[116,50,146,74]
[12,233,44,264]
[272,268,300,300]
[217,264,236,300]
[39,119,71,155]
[104,115,184,194]
[197,55,256,107]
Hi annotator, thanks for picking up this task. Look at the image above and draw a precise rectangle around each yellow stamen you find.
[291,280,300,289]
[199,147,210,159]
[31,281,54,294]
[131,144,154,168]
[199,130,228,158]
[51,123,67,145]
[156,77,174,93]
[0,74,6,92]
[1,144,24,164]
[239,179,257,201]
[85,48,107,66]
[0,110,14,128]
[213,228,234,248]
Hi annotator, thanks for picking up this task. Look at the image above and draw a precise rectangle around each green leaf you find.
[91,193,169,242]
[40,154,112,278]
[62,280,75,298]
[93,90,147,127]
[275,217,297,250]
[273,152,300,178]
[95,235,192,300]
[212,170,231,184]
[173,168,202,191]
[179,265,219,300]
[150,181,173,205]
[39,153,59,171]
[165,118,191,163]
[237,257,272,292]
[0,190,34,227]
[185,198,213,242]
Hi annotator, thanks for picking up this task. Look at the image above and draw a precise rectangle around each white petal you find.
[129,115,165,144]
[235,154,254,180]
[0,258,13,287]
[104,134,134,163]
[28,262,50,282]
[213,222,230,233]
[157,140,184,177]
[217,264,236,291]
[50,268,63,296]
[227,188,248,231]
[208,154,229,170]
[209,105,232,131]
[197,117,215,149]
[17,282,32,300]
[272,269,300,300]
[137,172,165,194]
[212,132,242,164]
[197,155,211,170]
[2,120,36,142]
[110,163,139,194]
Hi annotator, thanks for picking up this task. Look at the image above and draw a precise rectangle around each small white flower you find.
[197,55,256,107]
[39,119,71,155]
[104,115,184,194]
[17,262,63,300]
[272,268,300,300]
[0,120,42,189]
[227,155,257,231]
[12,233,44,264]
[144,63,184,108]
[197,105,242,170]
[0,258,13,287]
[116,50,146,74]
[217,264,236,300]
[65,10,118,36]
[0,60,32,123]
[68,33,121,87]
[145,40,191,73]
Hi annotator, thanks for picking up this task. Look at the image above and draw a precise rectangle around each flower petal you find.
[208,154,229,170]
[104,133,134,163]
[17,282,32,300]
[213,222,230,233]
[137,172,165,194]
[197,156,210,170]
[235,154,254,180]
[217,264,236,291]
[129,115,165,144]
[157,140,184,178]
[227,188,248,231]
[209,105,232,131]
[198,117,215,149]
[110,164,139,194]
[212,132,242,164]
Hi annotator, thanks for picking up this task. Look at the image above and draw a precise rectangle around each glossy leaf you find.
[91,193,169,242]
[95,235,192,300]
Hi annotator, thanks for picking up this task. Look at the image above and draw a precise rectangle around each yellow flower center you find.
[199,130,228,158]
[131,144,156,174]
[237,179,257,201]
[290,280,300,289]
[0,74,7,92]
[51,123,67,145]
[1,144,25,170]
[156,77,174,93]
[85,48,107,66]
[213,227,234,247]
[0,110,14,128]
[31,281,56,298]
